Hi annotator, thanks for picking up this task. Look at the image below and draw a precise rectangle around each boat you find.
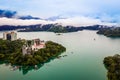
[56,33,62,35]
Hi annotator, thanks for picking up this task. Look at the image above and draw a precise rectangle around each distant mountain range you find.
[18,15,41,20]
[0,23,111,33]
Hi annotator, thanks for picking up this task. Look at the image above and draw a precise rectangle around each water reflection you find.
[0,62,46,75]
[19,64,44,75]
[0,54,68,75]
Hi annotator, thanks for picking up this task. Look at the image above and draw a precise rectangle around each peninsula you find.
[0,31,66,66]
[104,54,120,80]
[97,27,120,37]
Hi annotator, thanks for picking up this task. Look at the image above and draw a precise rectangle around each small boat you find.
[56,33,62,35]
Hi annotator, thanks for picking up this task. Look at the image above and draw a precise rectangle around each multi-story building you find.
[3,31,17,41]
[22,39,45,55]
[31,39,45,51]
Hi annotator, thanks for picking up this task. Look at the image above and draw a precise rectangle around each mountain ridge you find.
[0,24,112,33]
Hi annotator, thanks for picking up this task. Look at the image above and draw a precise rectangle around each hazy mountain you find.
[18,15,41,20]
[46,16,66,21]
[0,23,111,33]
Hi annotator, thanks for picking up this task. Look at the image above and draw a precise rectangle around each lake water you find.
[0,30,120,80]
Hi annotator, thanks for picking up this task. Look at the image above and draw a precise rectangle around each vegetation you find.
[17,24,105,33]
[0,39,24,60]
[0,39,66,66]
[97,27,120,37]
[48,24,67,33]
[103,54,120,80]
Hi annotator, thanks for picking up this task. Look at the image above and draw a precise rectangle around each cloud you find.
[0,9,117,26]
[0,9,17,18]
[0,17,52,26]
[54,16,117,26]
[0,16,117,27]
[0,9,41,20]
[1,0,120,18]
[0,0,120,25]
[54,16,101,26]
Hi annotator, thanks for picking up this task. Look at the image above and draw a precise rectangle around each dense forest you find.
[0,39,66,66]
[97,27,120,37]
[104,54,120,80]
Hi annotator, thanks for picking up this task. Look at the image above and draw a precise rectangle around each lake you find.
[0,30,120,80]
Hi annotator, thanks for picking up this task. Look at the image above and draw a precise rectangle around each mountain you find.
[18,15,41,20]
[46,16,66,21]
[97,27,120,37]
[0,23,111,33]
[17,24,84,33]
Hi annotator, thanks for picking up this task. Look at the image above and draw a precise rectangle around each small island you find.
[0,31,66,67]
[97,27,120,37]
[103,54,120,80]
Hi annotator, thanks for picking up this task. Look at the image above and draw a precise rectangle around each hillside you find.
[0,24,108,33]
[97,27,120,37]
[104,54,120,80]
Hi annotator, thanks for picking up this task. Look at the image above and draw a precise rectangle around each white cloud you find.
[54,16,101,26]
[0,17,117,27]
[0,17,53,26]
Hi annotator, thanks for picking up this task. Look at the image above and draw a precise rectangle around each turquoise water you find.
[0,30,120,80]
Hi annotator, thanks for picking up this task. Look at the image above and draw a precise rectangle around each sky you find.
[0,0,120,26]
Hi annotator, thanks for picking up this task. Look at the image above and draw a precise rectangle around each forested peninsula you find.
[97,27,120,37]
[0,39,66,66]
[104,54,120,80]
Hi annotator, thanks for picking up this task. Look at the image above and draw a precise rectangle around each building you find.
[22,38,45,55]
[31,39,45,51]
[3,31,17,41]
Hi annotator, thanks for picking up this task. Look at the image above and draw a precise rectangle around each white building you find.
[3,31,17,41]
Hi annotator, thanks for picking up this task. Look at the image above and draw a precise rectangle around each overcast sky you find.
[0,0,120,26]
